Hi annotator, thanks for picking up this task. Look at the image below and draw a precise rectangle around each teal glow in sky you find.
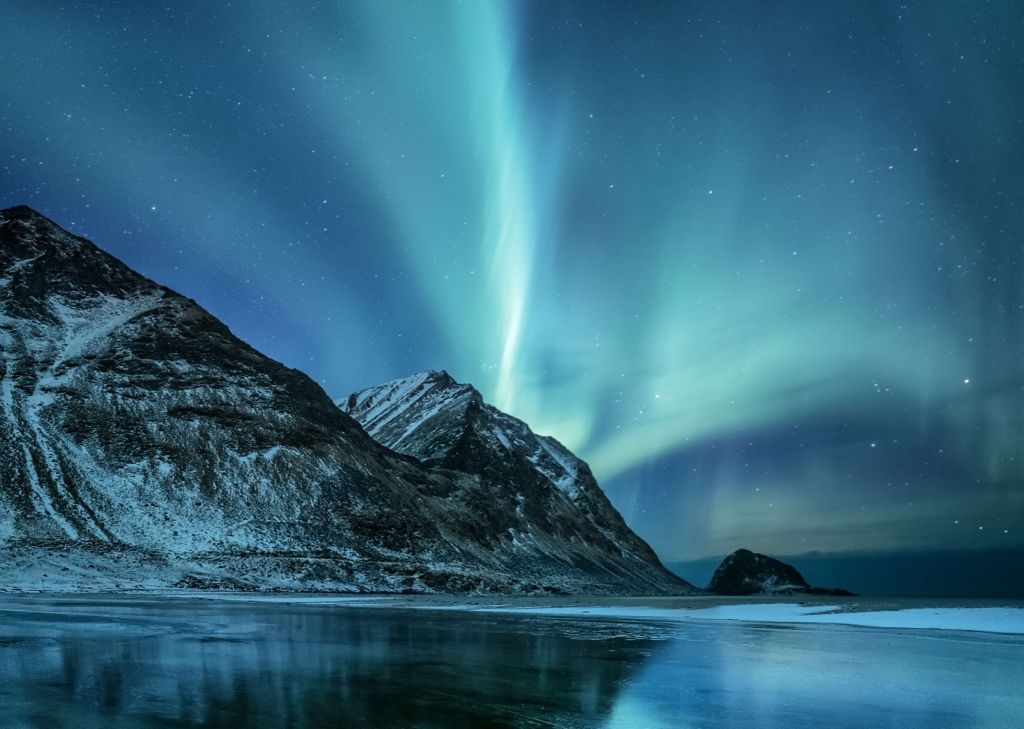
[2,0,1022,562]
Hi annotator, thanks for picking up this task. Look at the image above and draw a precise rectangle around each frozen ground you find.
[179,592,1024,635]
[457,602,1024,634]
[0,593,1021,728]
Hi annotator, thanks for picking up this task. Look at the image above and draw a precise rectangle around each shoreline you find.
[2,591,1022,635]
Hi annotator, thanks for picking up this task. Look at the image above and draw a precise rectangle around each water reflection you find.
[0,596,1021,728]
[0,597,644,728]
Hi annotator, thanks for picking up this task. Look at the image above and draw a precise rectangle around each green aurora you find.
[2,0,1021,562]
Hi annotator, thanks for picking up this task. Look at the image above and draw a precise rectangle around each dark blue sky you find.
[2,0,1021,564]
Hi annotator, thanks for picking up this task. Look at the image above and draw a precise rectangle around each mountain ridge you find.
[341,369,672,574]
[0,205,693,595]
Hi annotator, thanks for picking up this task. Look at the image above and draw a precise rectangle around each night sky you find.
[2,1,1022,569]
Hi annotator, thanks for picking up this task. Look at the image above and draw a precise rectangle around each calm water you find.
[0,595,1020,728]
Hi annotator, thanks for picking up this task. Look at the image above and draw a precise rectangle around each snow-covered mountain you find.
[0,205,692,595]
[340,370,688,593]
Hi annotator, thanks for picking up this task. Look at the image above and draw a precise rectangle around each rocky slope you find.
[341,370,686,592]
[707,549,853,596]
[0,205,692,595]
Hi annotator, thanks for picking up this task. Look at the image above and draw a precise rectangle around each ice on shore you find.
[470,603,1024,634]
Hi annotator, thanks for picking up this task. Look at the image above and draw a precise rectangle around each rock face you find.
[0,205,693,595]
[340,370,686,593]
[707,549,853,596]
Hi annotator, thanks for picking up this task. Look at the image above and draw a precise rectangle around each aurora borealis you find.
[2,1,1021,567]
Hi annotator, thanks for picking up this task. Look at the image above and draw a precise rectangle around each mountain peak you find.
[0,204,45,222]
[343,370,575,485]
[0,203,167,310]
[400,368,461,389]
[339,369,481,461]
[0,206,70,247]
[343,370,696,593]
[1,204,72,247]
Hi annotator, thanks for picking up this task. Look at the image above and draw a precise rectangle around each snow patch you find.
[532,437,580,494]
[354,371,437,436]
[466,603,1024,635]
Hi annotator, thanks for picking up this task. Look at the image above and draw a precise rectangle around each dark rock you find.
[708,548,854,596]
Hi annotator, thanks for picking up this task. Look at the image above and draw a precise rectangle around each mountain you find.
[707,549,853,596]
[0,205,692,595]
[340,370,686,592]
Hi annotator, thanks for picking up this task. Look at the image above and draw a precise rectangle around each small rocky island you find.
[708,548,854,596]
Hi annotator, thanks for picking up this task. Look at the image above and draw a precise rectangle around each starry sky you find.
[2,0,1022,569]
